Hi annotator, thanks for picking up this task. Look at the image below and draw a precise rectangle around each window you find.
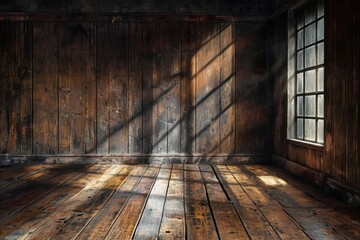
[288,0,324,145]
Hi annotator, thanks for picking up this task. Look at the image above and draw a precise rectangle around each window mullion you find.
[315,6,318,142]
[302,9,306,140]
[292,0,324,144]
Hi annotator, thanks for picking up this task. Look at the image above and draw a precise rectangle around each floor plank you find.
[76,165,148,240]
[0,164,108,239]
[0,164,98,238]
[200,165,249,240]
[0,165,81,220]
[159,164,185,240]
[133,164,171,239]
[24,165,125,240]
[263,164,360,221]
[184,164,219,240]
[226,167,309,239]
[241,165,325,208]
[259,206,309,240]
[226,165,257,186]
[214,165,280,239]
[104,164,161,239]
[0,164,45,189]
[0,163,359,240]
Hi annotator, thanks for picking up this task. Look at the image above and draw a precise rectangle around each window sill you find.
[286,138,324,151]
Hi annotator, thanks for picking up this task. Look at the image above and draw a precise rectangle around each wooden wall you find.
[0,19,269,158]
[0,0,269,15]
[270,0,360,192]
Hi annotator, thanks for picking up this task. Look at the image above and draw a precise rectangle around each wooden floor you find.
[0,164,360,240]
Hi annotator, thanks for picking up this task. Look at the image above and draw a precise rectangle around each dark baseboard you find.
[272,154,325,187]
[0,154,269,165]
[325,178,360,207]
[272,154,360,208]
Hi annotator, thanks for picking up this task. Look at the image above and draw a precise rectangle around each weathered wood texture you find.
[0,20,269,157]
[270,0,360,192]
[0,164,359,239]
[0,22,32,154]
[33,23,58,154]
[235,22,268,153]
[58,23,96,154]
[0,1,270,15]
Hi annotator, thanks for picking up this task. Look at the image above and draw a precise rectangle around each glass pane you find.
[305,119,316,141]
[317,18,324,40]
[297,29,304,49]
[317,119,324,143]
[305,23,316,46]
[297,50,304,70]
[318,94,324,117]
[305,70,316,93]
[297,96,304,116]
[297,9,304,30]
[297,73,304,93]
[318,0,324,17]
[317,67,324,91]
[305,95,316,117]
[305,45,316,68]
[305,1,317,25]
[297,118,304,139]
[317,42,324,64]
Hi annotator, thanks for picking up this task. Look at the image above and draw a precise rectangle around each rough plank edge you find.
[0,154,269,165]
[272,154,360,208]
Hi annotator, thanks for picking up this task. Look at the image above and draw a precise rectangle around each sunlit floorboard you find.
[0,163,359,239]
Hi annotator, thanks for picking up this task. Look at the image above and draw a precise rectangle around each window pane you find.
[305,23,316,46]
[297,29,304,49]
[305,119,316,141]
[318,0,324,17]
[293,0,325,145]
[305,45,316,68]
[305,1,317,25]
[317,119,324,143]
[297,96,304,116]
[305,95,316,117]
[305,70,316,93]
[317,67,324,91]
[317,42,324,64]
[297,73,304,93]
[317,19,324,41]
[297,118,304,139]
[297,50,304,70]
[318,94,324,117]
[297,9,304,30]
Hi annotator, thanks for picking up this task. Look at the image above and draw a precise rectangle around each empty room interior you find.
[0,0,360,239]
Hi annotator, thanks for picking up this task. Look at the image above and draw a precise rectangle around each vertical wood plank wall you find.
[0,20,269,156]
[271,0,360,191]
